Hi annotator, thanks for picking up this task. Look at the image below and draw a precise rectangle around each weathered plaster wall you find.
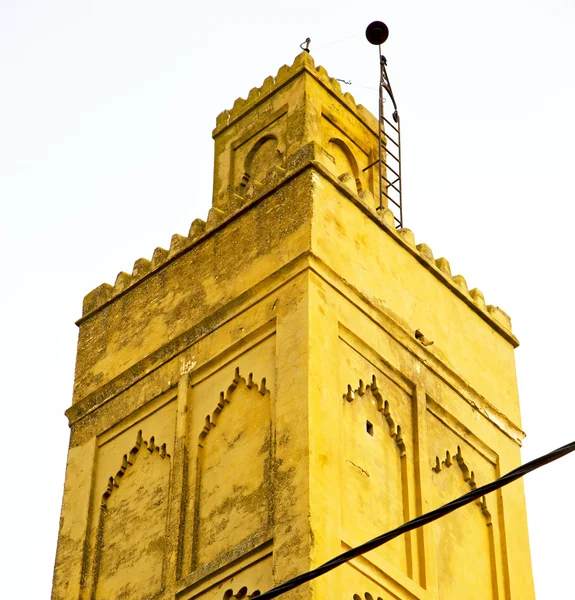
[52,51,534,600]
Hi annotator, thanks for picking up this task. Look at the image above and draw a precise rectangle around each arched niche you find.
[327,137,363,194]
[431,447,499,599]
[92,431,171,600]
[239,135,282,196]
[193,368,272,569]
[342,375,410,577]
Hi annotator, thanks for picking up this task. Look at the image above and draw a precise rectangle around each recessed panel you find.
[189,336,275,573]
[427,403,502,600]
[91,395,177,599]
[339,335,415,580]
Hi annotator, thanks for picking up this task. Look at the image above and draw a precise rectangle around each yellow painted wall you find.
[52,51,535,600]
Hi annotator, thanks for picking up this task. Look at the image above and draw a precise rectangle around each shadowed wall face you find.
[52,51,534,600]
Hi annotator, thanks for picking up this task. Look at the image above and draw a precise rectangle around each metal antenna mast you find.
[365,21,403,228]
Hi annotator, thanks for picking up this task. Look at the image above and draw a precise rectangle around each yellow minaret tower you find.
[52,51,535,600]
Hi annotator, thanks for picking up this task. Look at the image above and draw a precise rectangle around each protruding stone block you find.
[260,76,275,95]
[132,258,151,279]
[275,64,292,84]
[169,234,189,258]
[82,283,113,315]
[151,247,168,269]
[488,305,512,329]
[215,109,230,129]
[359,189,374,206]
[338,172,357,194]
[206,207,226,230]
[114,271,132,294]
[453,274,469,294]
[377,207,395,229]
[188,218,206,241]
[292,50,314,70]
[329,77,342,94]
[435,257,452,277]
[231,96,246,115]
[470,288,487,309]
[397,228,416,247]
[344,92,356,107]
[417,243,434,262]
[247,86,260,104]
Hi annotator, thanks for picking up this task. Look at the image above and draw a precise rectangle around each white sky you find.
[1,1,574,597]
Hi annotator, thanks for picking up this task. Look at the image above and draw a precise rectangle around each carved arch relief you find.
[193,367,273,570]
[431,446,491,521]
[327,137,363,195]
[238,135,284,198]
[431,446,499,599]
[92,430,172,600]
[342,375,412,578]
[344,375,405,456]
[223,587,261,598]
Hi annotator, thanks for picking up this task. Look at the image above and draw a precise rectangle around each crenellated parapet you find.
[80,200,513,341]
[210,50,381,215]
[81,216,207,315]
[378,208,513,334]
[213,50,377,137]
[79,51,514,346]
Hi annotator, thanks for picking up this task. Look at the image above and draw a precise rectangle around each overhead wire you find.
[313,32,362,50]
[298,34,381,93]
[256,439,575,599]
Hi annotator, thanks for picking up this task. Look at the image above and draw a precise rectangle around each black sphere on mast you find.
[365,21,389,45]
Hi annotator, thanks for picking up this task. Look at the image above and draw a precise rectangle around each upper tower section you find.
[211,51,380,214]
[75,49,517,422]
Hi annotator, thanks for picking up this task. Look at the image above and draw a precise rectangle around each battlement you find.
[213,51,378,136]
[79,50,515,349]
[80,199,514,345]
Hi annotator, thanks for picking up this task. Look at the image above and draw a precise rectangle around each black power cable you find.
[256,439,575,600]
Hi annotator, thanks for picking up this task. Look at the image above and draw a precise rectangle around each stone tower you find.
[52,52,535,599]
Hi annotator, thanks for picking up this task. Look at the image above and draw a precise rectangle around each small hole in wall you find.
[366,420,374,436]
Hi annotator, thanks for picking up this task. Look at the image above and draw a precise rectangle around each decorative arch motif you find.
[328,137,363,194]
[92,429,172,600]
[341,373,412,578]
[223,587,261,599]
[431,446,492,521]
[192,366,273,570]
[102,429,170,508]
[239,135,283,196]
[198,367,268,447]
[430,445,499,597]
[343,374,405,456]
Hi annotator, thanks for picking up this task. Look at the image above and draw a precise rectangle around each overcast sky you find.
[1,1,574,597]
